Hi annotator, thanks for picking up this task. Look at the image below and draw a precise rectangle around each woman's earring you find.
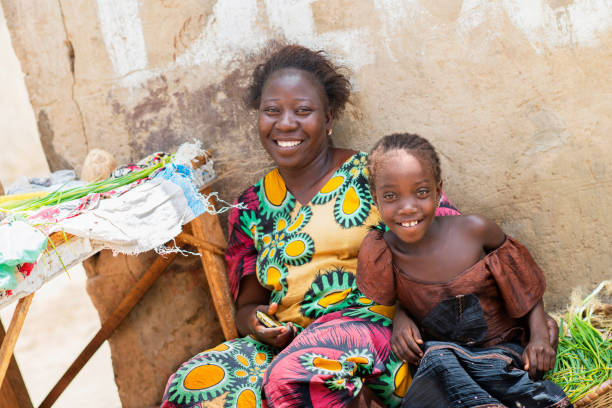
[327,128,333,136]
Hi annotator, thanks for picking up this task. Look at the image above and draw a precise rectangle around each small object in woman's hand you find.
[256,310,282,328]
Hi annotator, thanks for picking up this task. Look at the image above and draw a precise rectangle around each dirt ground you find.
[0,266,121,407]
[1,5,121,407]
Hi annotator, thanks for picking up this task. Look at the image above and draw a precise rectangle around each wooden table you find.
[0,187,238,407]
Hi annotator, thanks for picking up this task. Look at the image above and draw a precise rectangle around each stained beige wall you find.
[2,0,610,306]
[1,1,610,403]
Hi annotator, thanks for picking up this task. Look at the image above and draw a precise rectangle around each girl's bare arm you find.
[391,305,423,365]
[523,300,556,378]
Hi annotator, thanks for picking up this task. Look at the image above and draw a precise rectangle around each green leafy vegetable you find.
[545,283,612,403]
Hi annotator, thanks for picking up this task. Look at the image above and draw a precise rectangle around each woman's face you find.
[258,68,332,170]
[373,150,441,245]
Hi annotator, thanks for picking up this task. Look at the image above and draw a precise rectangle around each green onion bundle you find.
[545,286,612,403]
[0,156,172,214]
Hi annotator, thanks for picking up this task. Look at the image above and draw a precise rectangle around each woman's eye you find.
[296,106,312,114]
[262,107,280,114]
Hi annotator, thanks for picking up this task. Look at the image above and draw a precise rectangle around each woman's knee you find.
[263,350,290,387]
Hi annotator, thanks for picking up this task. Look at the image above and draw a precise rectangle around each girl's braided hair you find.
[368,133,441,195]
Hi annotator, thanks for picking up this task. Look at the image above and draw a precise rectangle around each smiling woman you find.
[160,45,460,408]
[256,68,332,173]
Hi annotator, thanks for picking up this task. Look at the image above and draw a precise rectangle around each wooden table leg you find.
[189,190,238,340]
[39,252,177,408]
[0,320,33,408]
[0,294,34,387]
[176,232,225,256]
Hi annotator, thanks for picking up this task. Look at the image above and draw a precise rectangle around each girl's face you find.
[373,150,442,245]
[258,68,332,170]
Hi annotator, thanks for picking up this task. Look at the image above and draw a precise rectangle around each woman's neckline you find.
[390,235,509,285]
[276,149,359,207]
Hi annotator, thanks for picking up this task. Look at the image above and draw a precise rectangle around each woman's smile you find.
[275,139,303,148]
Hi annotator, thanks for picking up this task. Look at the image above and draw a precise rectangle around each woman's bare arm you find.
[235,275,270,335]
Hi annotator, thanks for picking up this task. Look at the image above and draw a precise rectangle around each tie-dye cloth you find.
[161,152,461,408]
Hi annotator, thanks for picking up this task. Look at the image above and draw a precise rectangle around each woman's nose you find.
[275,111,298,131]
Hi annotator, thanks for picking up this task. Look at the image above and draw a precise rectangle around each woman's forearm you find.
[235,274,271,336]
[236,303,260,336]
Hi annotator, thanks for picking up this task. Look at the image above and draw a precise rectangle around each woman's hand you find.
[235,276,296,348]
[391,306,423,365]
[249,302,296,348]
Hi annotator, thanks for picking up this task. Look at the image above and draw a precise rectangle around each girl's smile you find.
[399,219,422,228]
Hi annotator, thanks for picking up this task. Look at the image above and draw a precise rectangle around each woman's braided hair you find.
[245,44,351,119]
[368,133,441,195]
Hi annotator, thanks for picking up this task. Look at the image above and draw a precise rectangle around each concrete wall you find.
[1,0,610,404]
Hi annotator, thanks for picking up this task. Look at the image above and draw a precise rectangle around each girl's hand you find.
[546,313,559,350]
[391,307,423,365]
[523,338,556,379]
[249,302,295,348]
[523,300,557,378]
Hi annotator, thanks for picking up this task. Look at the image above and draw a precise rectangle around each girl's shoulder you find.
[358,227,391,270]
[439,214,505,251]
[451,214,496,234]
[440,213,489,227]
[356,227,396,305]
[360,225,387,250]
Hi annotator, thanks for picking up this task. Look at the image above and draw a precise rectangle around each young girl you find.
[357,133,571,408]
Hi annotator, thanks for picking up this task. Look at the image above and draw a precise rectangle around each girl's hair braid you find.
[368,133,441,195]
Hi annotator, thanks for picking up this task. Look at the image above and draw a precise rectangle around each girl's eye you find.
[416,189,430,198]
[382,192,397,200]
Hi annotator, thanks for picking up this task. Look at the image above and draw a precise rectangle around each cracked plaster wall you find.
[1,0,611,405]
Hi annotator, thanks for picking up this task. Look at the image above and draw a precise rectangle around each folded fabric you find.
[58,163,207,254]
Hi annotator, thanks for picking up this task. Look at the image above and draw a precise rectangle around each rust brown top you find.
[356,230,546,346]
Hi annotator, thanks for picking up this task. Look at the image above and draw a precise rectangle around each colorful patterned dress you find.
[161,152,460,408]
